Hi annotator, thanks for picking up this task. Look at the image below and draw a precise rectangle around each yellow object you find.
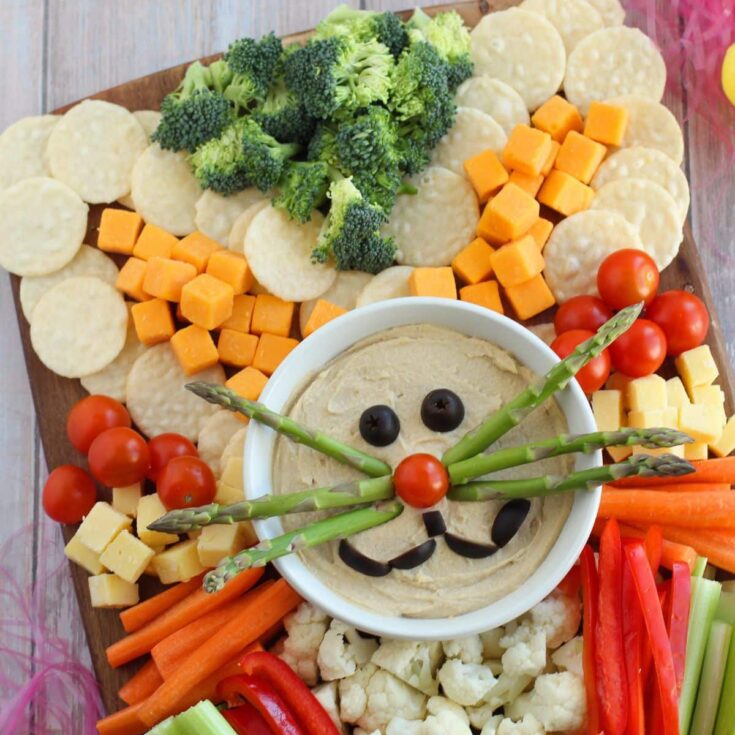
[592,390,624,432]
[628,374,667,411]
[711,415,735,457]
[226,366,269,401]
[463,148,509,202]
[170,324,220,376]
[133,223,178,261]
[537,170,594,216]
[724,44,735,106]
[218,328,259,367]
[531,95,584,143]
[502,124,553,176]
[99,530,155,584]
[504,274,556,321]
[490,235,545,288]
[541,141,561,176]
[628,407,678,429]
[88,573,139,608]
[136,494,179,547]
[116,257,151,302]
[303,299,347,338]
[476,205,510,246]
[64,533,105,575]
[608,445,634,462]
[675,345,719,391]
[221,456,244,489]
[528,218,554,251]
[197,524,254,568]
[112,484,142,517]
[480,183,540,241]
[153,539,208,584]
[459,280,504,314]
[98,208,143,255]
[584,101,629,146]
[632,444,686,458]
[685,442,710,461]
[180,273,234,330]
[554,131,607,184]
[215,481,245,504]
[509,170,544,198]
[252,333,300,376]
[131,298,175,346]
[251,293,296,337]
[409,267,458,299]
[206,249,255,295]
[451,238,495,284]
[666,377,691,409]
[76,502,132,555]
[172,231,222,273]
[678,404,723,443]
[221,294,257,333]
[143,257,197,302]
[691,384,726,407]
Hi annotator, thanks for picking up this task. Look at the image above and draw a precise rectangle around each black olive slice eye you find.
[421,388,465,432]
[339,540,392,577]
[422,510,447,537]
[390,539,437,570]
[491,499,531,548]
[359,404,400,447]
[445,533,497,559]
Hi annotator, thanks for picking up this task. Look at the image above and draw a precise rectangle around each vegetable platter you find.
[3,0,735,731]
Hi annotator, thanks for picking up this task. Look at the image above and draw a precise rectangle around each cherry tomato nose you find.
[393,453,449,508]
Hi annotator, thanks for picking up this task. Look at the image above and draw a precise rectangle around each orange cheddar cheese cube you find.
[508,170,544,198]
[98,208,143,255]
[133,224,178,261]
[502,124,553,177]
[206,250,254,295]
[251,294,295,337]
[584,101,629,146]
[303,300,347,338]
[217,329,258,368]
[172,231,221,273]
[480,183,540,242]
[459,280,504,314]
[528,218,554,251]
[226,367,268,401]
[490,236,545,288]
[463,149,509,203]
[180,274,234,330]
[476,206,510,246]
[116,257,151,302]
[554,131,607,184]
[220,294,256,333]
[452,238,495,284]
[131,298,175,346]
[531,96,583,143]
[541,140,560,176]
[505,274,556,320]
[408,267,457,299]
[170,324,219,376]
[537,170,594,217]
[143,257,197,302]
[252,333,300,376]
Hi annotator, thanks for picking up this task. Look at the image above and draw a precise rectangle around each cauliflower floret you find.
[467,701,498,730]
[311,681,347,734]
[371,639,443,696]
[357,668,427,732]
[500,628,546,678]
[318,620,379,681]
[551,636,583,678]
[527,593,581,649]
[437,659,496,706]
[387,711,472,735]
[339,663,378,724]
[507,671,586,731]
[496,714,544,735]
[442,635,484,664]
[485,672,534,711]
[386,718,425,735]
[480,628,505,659]
[427,696,470,724]
[278,602,329,686]
[479,715,503,735]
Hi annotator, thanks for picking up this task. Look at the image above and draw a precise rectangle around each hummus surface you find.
[271,324,573,618]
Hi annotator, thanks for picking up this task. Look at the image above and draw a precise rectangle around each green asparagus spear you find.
[448,454,695,501]
[186,382,391,477]
[203,501,404,592]
[448,428,693,485]
[442,302,643,466]
[149,475,395,533]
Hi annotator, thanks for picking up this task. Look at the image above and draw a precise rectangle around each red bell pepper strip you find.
[217,674,304,735]
[596,519,629,735]
[222,702,273,735]
[580,545,601,735]
[622,562,645,735]
[624,542,680,735]
[557,562,582,598]
[667,561,692,694]
[645,526,663,574]
[239,651,339,735]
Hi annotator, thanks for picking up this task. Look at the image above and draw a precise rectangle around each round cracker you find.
[0,177,87,277]
[383,166,479,267]
[430,107,507,177]
[543,209,643,301]
[586,0,625,26]
[454,77,530,136]
[47,100,148,204]
[195,188,269,246]
[355,266,414,308]
[591,146,690,224]
[591,178,682,270]
[228,201,270,252]
[520,0,604,53]
[131,144,201,236]
[20,244,118,321]
[526,322,556,346]
[564,27,666,115]
[220,426,248,475]
[197,410,244,476]
[0,115,59,192]
[244,206,335,302]
[126,343,225,441]
[605,95,684,165]
[470,9,566,111]
[30,276,127,378]
[299,271,373,335]
[133,110,161,139]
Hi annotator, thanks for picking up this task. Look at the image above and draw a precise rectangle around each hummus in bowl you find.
[245,298,600,640]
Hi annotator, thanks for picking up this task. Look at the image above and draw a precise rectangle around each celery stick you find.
[715,592,735,625]
[177,701,238,735]
[691,621,732,735]
[693,556,709,578]
[714,631,735,735]
[144,718,178,734]
[681,577,722,734]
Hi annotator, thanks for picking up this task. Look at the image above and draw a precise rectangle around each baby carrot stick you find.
[656,526,735,575]
[120,575,204,633]
[602,482,730,493]
[610,457,735,487]
[118,658,163,706]
[96,702,146,735]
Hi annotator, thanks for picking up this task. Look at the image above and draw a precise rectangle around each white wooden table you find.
[1,0,733,727]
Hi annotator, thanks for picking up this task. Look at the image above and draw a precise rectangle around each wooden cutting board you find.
[8,0,734,714]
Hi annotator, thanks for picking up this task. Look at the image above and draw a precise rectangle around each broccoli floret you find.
[312,178,396,274]
[307,124,340,169]
[189,119,250,195]
[151,61,233,152]
[272,161,330,223]
[285,36,394,120]
[315,5,408,58]
[239,118,300,192]
[223,32,283,109]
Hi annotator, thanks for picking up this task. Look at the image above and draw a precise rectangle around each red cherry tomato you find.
[157,456,217,510]
[551,329,611,394]
[88,427,150,487]
[66,395,131,454]
[597,249,660,310]
[42,465,97,524]
[646,290,709,356]
[554,296,614,336]
[393,453,449,509]
[147,433,199,482]
[609,319,667,377]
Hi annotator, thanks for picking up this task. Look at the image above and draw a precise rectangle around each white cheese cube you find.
[606,373,633,409]
[676,345,719,391]
[691,385,725,405]
[88,573,139,608]
[112,483,143,517]
[632,444,685,458]
[628,374,667,411]
[678,404,722,443]
[592,390,623,432]
[607,445,633,462]
[153,539,207,584]
[666,378,691,409]
[220,456,244,490]
[76,502,132,554]
[187,529,202,539]
[64,532,105,575]
[710,416,735,458]
[99,530,155,583]
[628,407,678,429]
[215,482,245,505]
[197,523,255,567]
[137,494,179,547]
[684,442,709,460]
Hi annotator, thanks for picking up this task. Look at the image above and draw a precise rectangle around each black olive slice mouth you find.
[421,388,465,432]
[339,540,392,577]
[491,499,531,548]
[390,539,437,570]
[359,404,401,447]
[444,533,498,559]
[422,510,447,537]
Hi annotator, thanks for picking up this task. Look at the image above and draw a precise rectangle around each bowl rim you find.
[244,297,600,640]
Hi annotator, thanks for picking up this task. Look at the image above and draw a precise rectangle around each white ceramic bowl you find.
[245,298,600,640]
